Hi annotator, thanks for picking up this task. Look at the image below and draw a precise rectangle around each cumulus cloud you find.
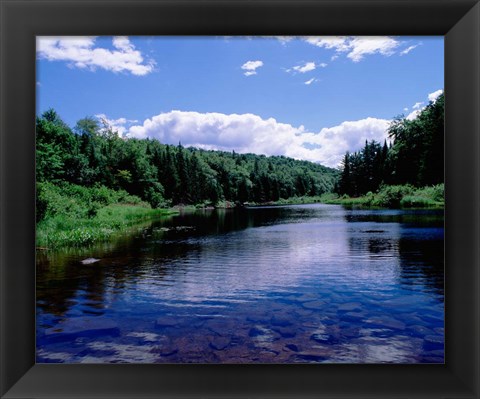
[241,60,263,76]
[125,110,390,167]
[406,110,421,121]
[304,78,317,85]
[428,89,443,102]
[304,36,401,62]
[36,36,155,75]
[95,113,138,136]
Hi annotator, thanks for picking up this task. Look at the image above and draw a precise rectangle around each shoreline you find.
[37,184,444,250]
[36,204,177,251]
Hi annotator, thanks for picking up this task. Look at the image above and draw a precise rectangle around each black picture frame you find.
[1,0,479,398]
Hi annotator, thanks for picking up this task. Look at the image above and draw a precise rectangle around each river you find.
[36,204,444,363]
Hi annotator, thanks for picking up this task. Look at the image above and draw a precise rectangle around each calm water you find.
[36,204,444,363]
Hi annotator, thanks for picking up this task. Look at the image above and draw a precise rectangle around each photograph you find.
[35,35,445,364]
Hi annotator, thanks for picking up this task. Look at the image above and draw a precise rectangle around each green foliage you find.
[36,110,342,248]
[36,110,339,208]
[37,204,175,249]
[36,181,145,222]
[413,183,444,202]
[371,185,415,208]
[337,93,444,197]
[325,184,444,209]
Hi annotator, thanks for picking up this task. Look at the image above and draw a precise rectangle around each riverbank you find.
[36,182,177,249]
[241,184,444,209]
[322,184,444,209]
[37,204,176,249]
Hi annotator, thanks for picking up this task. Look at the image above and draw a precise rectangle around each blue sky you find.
[36,36,444,167]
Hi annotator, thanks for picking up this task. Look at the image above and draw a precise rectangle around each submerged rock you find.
[209,336,231,350]
[45,317,119,341]
[272,326,296,338]
[296,353,328,362]
[80,258,100,265]
[248,327,265,337]
[302,300,326,310]
[155,316,178,328]
[337,302,362,312]
[285,343,300,352]
[271,315,293,327]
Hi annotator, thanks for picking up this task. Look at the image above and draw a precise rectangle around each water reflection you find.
[37,204,444,363]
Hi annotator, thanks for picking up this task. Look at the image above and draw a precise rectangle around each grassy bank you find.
[323,184,444,209]
[37,204,176,249]
[36,182,176,249]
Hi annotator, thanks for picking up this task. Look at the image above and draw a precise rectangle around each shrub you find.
[372,185,415,208]
[36,182,145,222]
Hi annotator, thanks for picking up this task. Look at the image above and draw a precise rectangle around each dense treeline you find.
[36,109,338,217]
[337,93,444,197]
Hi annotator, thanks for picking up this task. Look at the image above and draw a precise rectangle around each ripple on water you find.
[36,205,444,363]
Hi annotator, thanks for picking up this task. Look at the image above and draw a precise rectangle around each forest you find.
[36,109,338,220]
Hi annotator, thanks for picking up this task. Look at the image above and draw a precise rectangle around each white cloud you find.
[272,36,295,45]
[303,36,401,62]
[346,37,399,62]
[126,110,390,167]
[428,89,443,102]
[291,61,316,73]
[305,36,351,52]
[406,110,421,121]
[412,102,424,110]
[406,89,443,120]
[36,36,154,76]
[241,60,263,76]
[304,78,316,85]
[403,107,409,112]
[112,36,134,52]
[319,63,328,68]
[96,114,138,136]
[400,44,419,56]
[290,117,391,167]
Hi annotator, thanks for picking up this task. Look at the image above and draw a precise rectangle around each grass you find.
[36,204,176,249]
